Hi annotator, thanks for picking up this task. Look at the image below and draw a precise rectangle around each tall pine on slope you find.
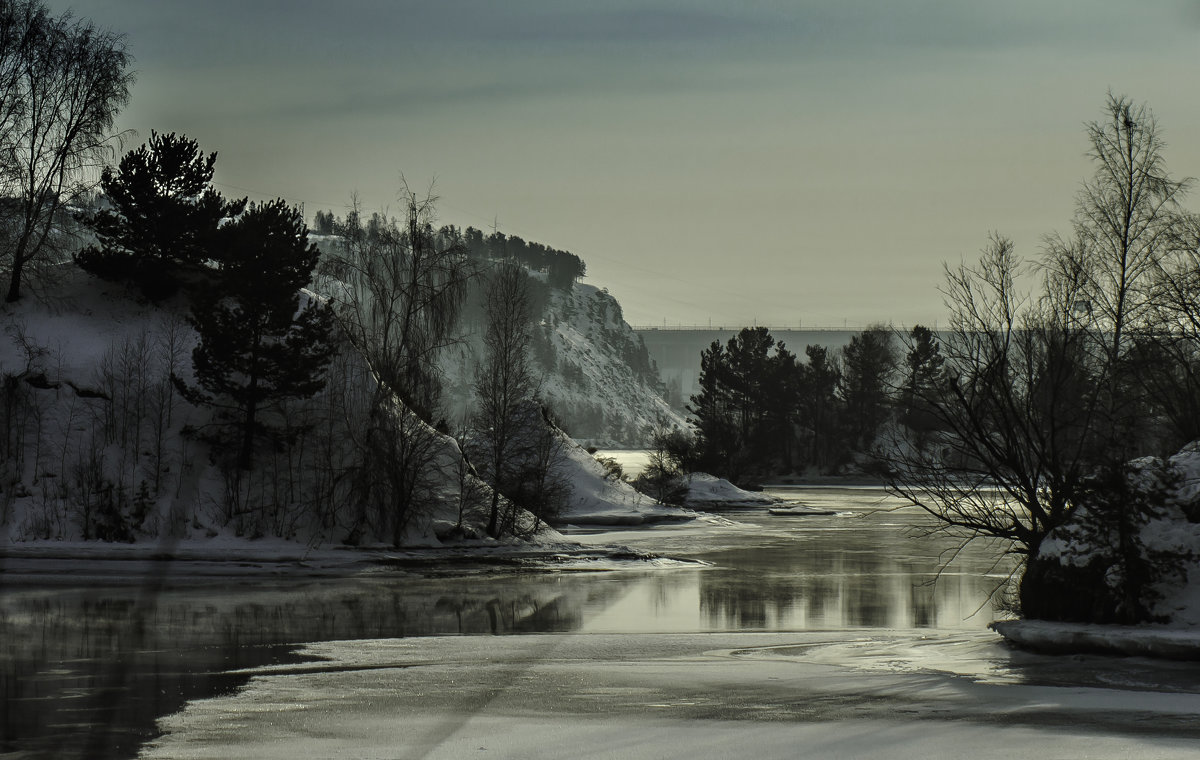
[78,131,246,297]
[175,199,335,470]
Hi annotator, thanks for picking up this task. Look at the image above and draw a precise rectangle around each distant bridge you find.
[634,327,862,407]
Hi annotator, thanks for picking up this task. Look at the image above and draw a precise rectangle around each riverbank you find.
[991,619,1200,661]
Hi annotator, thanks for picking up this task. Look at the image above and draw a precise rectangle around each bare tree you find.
[326,186,471,545]
[885,96,1199,620]
[1049,94,1194,364]
[0,0,134,302]
[884,235,1103,557]
[471,261,537,537]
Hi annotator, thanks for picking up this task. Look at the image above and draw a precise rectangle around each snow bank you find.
[990,620,1200,660]
[995,441,1200,656]
[683,473,778,508]
[556,439,694,526]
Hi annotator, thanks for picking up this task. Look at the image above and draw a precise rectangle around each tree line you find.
[312,208,586,290]
[682,322,921,487]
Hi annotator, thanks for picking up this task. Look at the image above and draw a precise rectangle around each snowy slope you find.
[439,276,687,447]
[554,434,693,525]
[0,266,508,545]
[683,473,778,508]
[537,282,685,445]
[0,264,690,544]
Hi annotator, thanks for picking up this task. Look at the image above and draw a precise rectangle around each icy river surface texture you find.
[5,487,1200,759]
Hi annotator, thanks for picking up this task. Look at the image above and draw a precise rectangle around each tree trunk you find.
[5,255,24,303]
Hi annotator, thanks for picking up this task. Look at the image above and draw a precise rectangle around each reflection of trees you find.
[910,581,936,628]
[1,572,634,758]
[700,574,798,629]
[696,539,1010,630]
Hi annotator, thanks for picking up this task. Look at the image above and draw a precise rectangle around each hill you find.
[0,259,685,545]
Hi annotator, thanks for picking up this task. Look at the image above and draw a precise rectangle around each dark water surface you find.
[1,487,1015,759]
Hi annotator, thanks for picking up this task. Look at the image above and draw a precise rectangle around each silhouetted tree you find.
[898,324,946,440]
[326,188,471,545]
[0,0,134,302]
[796,344,842,471]
[175,200,335,470]
[839,325,897,451]
[77,131,246,296]
[688,326,798,485]
[885,234,1101,556]
[312,209,335,235]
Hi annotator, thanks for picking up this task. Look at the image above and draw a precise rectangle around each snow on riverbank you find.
[990,620,1200,660]
[683,473,778,508]
[991,441,1200,658]
[557,438,694,525]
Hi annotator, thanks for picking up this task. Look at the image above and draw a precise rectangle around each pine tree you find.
[687,327,799,484]
[797,344,842,470]
[899,325,945,436]
[175,199,335,470]
[78,131,246,297]
[840,326,898,451]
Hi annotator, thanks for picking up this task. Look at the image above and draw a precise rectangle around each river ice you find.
[139,632,1200,760]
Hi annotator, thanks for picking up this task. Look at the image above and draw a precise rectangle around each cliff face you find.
[536,282,686,445]
[442,275,687,447]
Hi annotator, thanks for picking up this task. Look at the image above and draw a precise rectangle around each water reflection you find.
[576,489,1015,634]
[3,487,1017,758]
[0,573,638,759]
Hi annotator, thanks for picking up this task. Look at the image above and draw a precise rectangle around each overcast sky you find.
[57,1,1200,328]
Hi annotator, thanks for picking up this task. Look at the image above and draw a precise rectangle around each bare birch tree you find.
[471,261,537,537]
[0,0,134,302]
[885,95,1199,619]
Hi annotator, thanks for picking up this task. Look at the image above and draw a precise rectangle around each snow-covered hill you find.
[0,263,687,544]
[440,275,686,447]
[537,282,685,445]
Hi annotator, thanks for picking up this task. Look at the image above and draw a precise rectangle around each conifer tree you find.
[688,327,799,484]
[797,344,842,470]
[899,324,945,436]
[78,131,246,296]
[175,199,334,470]
[839,326,898,450]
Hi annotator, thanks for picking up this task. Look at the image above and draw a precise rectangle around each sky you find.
[54,1,1200,328]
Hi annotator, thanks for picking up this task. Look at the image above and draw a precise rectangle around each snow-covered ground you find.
[990,619,1200,660]
[557,447,784,523]
[990,442,1200,656]
[556,440,694,525]
[683,472,778,508]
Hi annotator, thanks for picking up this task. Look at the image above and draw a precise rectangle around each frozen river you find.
[5,487,1200,759]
